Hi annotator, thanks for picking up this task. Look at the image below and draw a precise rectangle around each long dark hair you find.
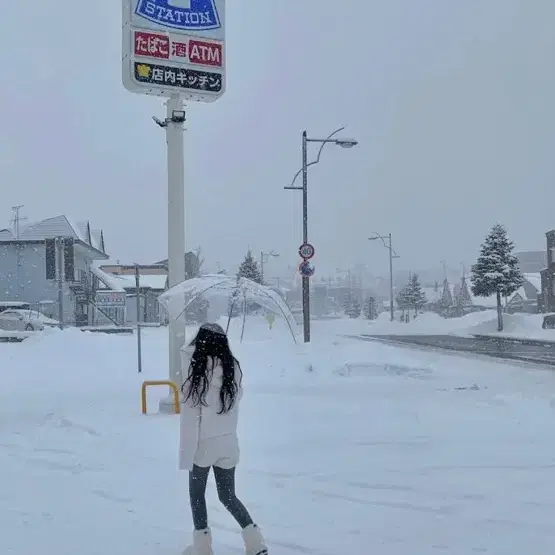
[181,323,242,414]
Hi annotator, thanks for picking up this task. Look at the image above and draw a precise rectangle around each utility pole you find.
[388,233,394,322]
[284,128,358,343]
[301,131,310,342]
[369,232,398,322]
[56,237,65,329]
[11,205,27,239]
[11,205,27,300]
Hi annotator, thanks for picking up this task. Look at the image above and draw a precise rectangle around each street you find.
[356,334,555,366]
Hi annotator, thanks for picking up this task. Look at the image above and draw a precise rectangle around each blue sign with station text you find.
[135,0,221,32]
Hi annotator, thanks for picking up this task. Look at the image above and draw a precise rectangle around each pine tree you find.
[363,296,378,320]
[471,224,523,331]
[396,285,409,322]
[440,278,453,312]
[346,297,361,319]
[406,273,427,316]
[236,250,262,284]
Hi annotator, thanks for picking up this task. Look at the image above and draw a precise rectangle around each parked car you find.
[542,313,555,329]
[0,310,59,332]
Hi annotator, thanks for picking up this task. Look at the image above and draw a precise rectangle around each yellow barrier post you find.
[141,380,180,415]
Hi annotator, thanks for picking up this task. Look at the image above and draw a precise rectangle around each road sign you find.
[122,0,226,101]
[299,243,315,260]
[299,260,315,278]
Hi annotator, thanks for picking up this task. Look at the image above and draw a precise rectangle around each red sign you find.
[135,31,170,59]
[188,40,222,67]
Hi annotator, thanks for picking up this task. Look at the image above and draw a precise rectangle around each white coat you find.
[179,346,243,471]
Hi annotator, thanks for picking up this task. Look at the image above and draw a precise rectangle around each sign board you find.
[122,0,225,101]
[299,243,315,260]
[299,260,315,278]
[96,291,127,309]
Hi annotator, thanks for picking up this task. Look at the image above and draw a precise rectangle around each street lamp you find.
[285,128,358,343]
[368,233,399,322]
[260,250,279,284]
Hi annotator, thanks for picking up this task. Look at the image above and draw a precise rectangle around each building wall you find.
[541,231,555,312]
[0,242,95,324]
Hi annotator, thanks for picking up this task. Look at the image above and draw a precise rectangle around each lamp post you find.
[368,233,399,322]
[285,128,358,343]
[260,250,279,284]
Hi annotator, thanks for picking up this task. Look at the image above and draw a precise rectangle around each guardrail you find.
[141,380,180,415]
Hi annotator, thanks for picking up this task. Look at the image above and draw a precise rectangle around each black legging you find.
[189,464,254,530]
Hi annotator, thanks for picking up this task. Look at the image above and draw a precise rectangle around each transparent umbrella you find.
[158,274,299,342]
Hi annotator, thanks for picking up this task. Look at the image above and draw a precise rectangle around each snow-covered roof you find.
[0,229,13,239]
[8,215,107,257]
[97,272,168,291]
[90,262,126,292]
[523,273,541,292]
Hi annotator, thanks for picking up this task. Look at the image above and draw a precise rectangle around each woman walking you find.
[180,323,268,555]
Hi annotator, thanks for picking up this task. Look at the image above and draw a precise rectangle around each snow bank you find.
[365,310,498,335]
[466,313,555,342]
[358,310,555,343]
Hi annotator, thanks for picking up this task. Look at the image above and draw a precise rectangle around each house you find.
[98,263,169,324]
[101,272,168,324]
[540,230,555,312]
[507,273,541,313]
[99,255,204,324]
[0,215,110,325]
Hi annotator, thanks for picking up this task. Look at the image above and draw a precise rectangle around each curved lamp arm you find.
[369,232,399,258]
[287,127,346,188]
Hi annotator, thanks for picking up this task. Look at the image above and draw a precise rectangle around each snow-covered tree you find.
[406,273,427,316]
[396,285,410,322]
[237,250,262,284]
[471,224,523,331]
[363,296,379,320]
[440,278,453,312]
[346,297,361,319]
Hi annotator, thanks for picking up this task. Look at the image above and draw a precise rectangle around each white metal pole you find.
[135,263,142,374]
[159,95,186,413]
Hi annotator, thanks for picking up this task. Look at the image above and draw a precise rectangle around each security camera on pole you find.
[122,0,226,413]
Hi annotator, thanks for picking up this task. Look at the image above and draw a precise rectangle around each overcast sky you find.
[1,0,553,279]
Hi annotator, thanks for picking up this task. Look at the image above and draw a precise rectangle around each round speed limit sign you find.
[299,243,315,260]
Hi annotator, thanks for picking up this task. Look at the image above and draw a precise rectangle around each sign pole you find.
[135,263,143,373]
[301,131,310,343]
[160,94,186,412]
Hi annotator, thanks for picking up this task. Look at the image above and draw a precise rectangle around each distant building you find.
[507,273,541,313]
[515,251,547,273]
[540,231,555,312]
[0,215,111,326]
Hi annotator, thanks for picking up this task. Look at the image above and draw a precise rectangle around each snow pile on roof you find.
[90,262,125,292]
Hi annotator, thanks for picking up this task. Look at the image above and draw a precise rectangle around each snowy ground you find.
[2,318,555,554]
[359,310,555,343]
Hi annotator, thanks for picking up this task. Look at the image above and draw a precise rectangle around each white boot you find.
[183,528,214,555]
[241,524,268,555]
